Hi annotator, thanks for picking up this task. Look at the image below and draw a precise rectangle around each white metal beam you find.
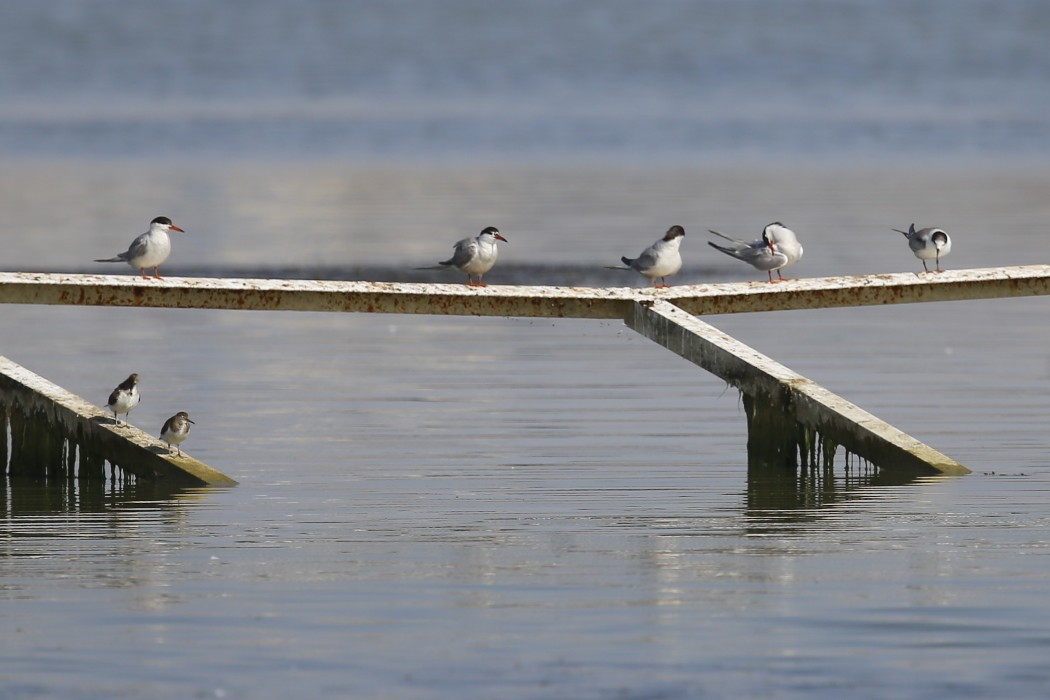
[624,300,970,475]
[0,265,1047,318]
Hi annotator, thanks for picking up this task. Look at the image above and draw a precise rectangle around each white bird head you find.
[150,216,185,233]
[762,221,794,251]
[479,226,507,243]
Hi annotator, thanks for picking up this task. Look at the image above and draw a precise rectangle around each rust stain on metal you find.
[0,266,1046,321]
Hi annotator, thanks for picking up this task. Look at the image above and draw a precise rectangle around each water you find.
[1,0,1048,163]
[2,1,1050,698]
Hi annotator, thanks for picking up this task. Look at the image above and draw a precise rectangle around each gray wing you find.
[125,232,151,260]
[440,237,478,268]
[908,228,931,254]
[707,231,784,271]
[892,225,926,253]
[708,230,762,259]
[95,232,146,263]
[629,245,660,272]
[706,230,757,254]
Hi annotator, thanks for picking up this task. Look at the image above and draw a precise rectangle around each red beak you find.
[495,233,508,242]
[170,225,185,233]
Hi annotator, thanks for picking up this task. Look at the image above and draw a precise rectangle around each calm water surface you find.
[3,252,1050,698]
[3,1,1050,698]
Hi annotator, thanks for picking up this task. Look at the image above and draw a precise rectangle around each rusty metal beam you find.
[1,266,1048,318]
[0,272,636,318]
[0,356,237,486]
[624,300,970,476]
[668,265,1050,316]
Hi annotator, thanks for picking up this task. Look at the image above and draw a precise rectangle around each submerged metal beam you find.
[624,300,970,476]
[0,356,236,486]
[0,265,1048,318]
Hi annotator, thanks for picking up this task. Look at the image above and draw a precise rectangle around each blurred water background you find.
[2,1,1050,698]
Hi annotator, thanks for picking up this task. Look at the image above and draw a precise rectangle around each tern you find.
[106,373,140,425]
[95,216,184,279]
[435,226,507,287]
[708,222,803,283]
[160,411,195,457]
[617,225,685,287]
[893,223,951,273]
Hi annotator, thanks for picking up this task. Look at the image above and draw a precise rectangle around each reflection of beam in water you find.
[0,473,199,517]
[744,399,922,523]
[742,415,929,537]
[743,466,914,536]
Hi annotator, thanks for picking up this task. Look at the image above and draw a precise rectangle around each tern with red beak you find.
[95,216,184,279]
[708,222,803,283]
[437,226,507,287]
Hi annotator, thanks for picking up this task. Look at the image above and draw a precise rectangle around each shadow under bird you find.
[106,373,140,425]
[708,222,803,283]
[94,216,184,279]
[160,411,194,457]
[429,226,507,287]
[616,225,685,288]
[893,223,951,273]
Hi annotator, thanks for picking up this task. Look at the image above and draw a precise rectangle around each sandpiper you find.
[160,411,195,457]
[106,373,140,425]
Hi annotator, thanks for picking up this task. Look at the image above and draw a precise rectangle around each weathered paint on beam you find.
[0,265,1048,318]
[667,265,1050,316]
[0,272,636,319]
[624,300,970,476]
[0,356,237,486]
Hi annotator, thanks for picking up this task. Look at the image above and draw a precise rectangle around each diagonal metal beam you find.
[624,300,969,475]
[0,356,237,486]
